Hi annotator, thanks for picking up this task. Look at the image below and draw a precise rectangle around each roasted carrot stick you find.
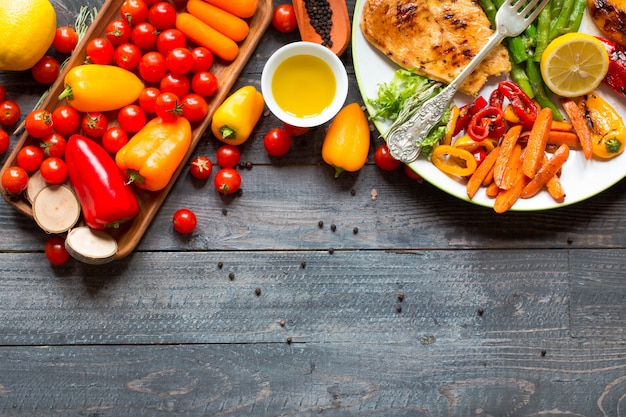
[551,120,574,132]
[494,172,528,214]
[522,107,552,179]
[187,0,249,42]
[176,12,239,61]
[485,181,500,198]
[204,0,258,18]
[521,144,570,199]
[493,125,522,189]
[547,130,580,149]
[467,147,500,199]
[500,143,524,191]
[561,98,592,159]
[546,174,566,203]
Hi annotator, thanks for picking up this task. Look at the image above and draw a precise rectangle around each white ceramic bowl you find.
[261,42,348,128]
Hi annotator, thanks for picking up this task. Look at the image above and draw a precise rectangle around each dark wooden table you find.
[2,0,626,415]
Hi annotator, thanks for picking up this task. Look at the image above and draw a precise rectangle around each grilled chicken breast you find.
[360,0,511,96]
[588,0,626,47]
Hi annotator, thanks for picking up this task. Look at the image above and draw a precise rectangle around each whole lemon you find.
[0,0,57,71]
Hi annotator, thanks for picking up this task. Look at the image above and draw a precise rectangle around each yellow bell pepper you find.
[58,64,144,112]
[116,117,192,191]
[431,144,477,177]
[580,92,626,159]
[322,103,370,177]
[211,86,264,145]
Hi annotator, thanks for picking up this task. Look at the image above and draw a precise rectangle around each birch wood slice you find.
[32,185,80,234]
[65,227,118,264]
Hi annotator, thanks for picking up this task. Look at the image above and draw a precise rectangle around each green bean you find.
[480,0,498,26]
[550,0,563,18]
[510,61,535,98]
[549,0,574,41]
[563,0,587,33]
[526,60,564,120]
[533,5,552,62]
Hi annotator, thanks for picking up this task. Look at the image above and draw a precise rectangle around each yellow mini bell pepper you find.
[322,103,370,177]
[431,144,477,177]
[211,86,264,145]
[116,117,192,191]
[580,92,626,159]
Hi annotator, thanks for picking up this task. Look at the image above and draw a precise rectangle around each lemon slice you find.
[540,32,609,97]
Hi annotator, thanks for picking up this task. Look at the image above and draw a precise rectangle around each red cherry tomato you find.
[160,73,190,99]
[120,0,149,25]
[138,51,167,83]
[403,164,422,181]
[118,105,147,133]
[44,236,71,265]
[172,208,197,234]
[166,47,194,75]
[114,43,142,70]
[139,87,161,114]
[105,18,132,45]
[17,145,44,173]
[31,56,60,85]
[131,21,158,50]
[102,127,129,154]
[190,47,213,73]
[148,1,177,30]
[189,155,213,180]
[272,4,298,33]
[263,127,291,157]
[181,94,208,122]
[156,28,186,56]
[81,112,108,138]
[51,105,80,136]
[0,129,9,154]
[53,26,79,53]
[1,166,28,195]
[25,109,54,139]
[213,167,241,195]
[216,145,241,168]
[154,92,183,122]
[282,122,310,137]
[191,71,218,97]
[0,100,20,126]
[374,143,401,171]
[40,157,68,185]
[86,37,115,65]
[40,133,67,158]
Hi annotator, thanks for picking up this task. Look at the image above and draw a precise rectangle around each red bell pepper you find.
[596,36,626,98]
[66,134,139,230]
[467,106,506,141]
[453,95,488,136]
[493,81,538,129]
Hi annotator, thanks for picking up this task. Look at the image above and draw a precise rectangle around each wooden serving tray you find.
[0,0,273,260]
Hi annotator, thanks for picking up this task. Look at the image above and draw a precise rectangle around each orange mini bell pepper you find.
[116,117,192,191]
[211,86,264,145]
[322,103,370,177]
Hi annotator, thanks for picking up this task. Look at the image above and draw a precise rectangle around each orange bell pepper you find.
[322,103,370,177]
[116,117,192,191]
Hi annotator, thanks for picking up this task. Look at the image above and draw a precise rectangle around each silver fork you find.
[386,0,550,163]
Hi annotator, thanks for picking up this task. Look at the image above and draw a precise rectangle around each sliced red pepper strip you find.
[467,106,506,142]
[497,81,538,128]
[453,95,488,136]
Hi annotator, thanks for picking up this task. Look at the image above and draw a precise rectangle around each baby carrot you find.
[176,12,239,61]
[467,147,500,199]
[547,130,580,149]
[494,173,527,214]
[485,181,500,198]
[522,107,552,179]
[493,125,522,190]
[546,174,565,203]
[521,144,570,199]
[187,0,249,42]
[204,0,258,18]
[500,143,524,192]
[561,98,592,159]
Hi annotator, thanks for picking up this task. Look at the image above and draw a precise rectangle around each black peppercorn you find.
[255,287,261,296]
[318,220,324,228]
[330,224,336,232]
[228,272,235,280]
[303,0,333,47]
[218,262,224,269]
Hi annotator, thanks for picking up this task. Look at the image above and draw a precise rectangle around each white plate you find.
[352,0,626,211]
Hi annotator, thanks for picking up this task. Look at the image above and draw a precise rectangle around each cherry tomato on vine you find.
[45,236,71,265]
[0,100,21,126]
[160,73,190,99]
[190,47,213,73]
[86,37,115,65]
[114,42,142,70]
[172,208,197,234]
[40,157,68,185]
[106,19,132,45]
[181,94,208,122]
[282,122,309,137]
[214,168,241,195]
[191,71,218,97]
[53,26,79,54]
[32,56,60,85]
[41,133,67,158]
[0,129,9,154]
[216,145,241,168]
[51,105,80,136]
[374,143,401,171]
[189,155,213,180]
[154,92,183,122]
[139,87,161,114]
[263,127,291,157]
[156,28,186,56]
[166,47,194,75]
[148,1,177,30]
[1,166,28,195]
[131,21,158,50]
[25,109,54,139]
[81,112,108,138]
[17,145,44,173]
[102,127,129,154]
[120,0,149,25]
[139,51,167,83]
[272,4,298,33]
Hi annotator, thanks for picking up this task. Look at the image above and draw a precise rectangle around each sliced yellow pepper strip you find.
[453,135,495,153]
[442,105,460,146]
[431,145,477,177]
